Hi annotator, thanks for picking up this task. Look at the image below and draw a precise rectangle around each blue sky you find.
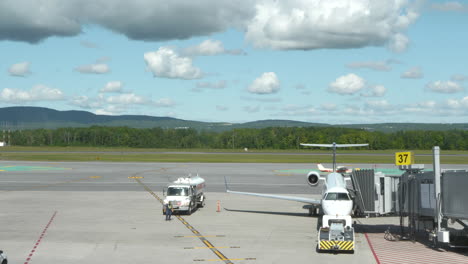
[1,0,467,124]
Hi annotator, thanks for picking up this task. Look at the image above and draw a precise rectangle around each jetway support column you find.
[433,146,449,243]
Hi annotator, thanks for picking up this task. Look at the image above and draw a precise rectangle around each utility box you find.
[438,231,450,243]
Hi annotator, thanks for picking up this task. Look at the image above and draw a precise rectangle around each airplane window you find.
[325,192,350,201]
[167,187,187,196]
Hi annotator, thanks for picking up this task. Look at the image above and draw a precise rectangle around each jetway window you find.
[325,192,350,201]
[167,187,188,196]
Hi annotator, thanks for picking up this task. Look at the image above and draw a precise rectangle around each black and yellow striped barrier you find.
[319,240,354,251]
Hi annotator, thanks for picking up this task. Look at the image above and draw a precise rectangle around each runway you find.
[0,161,467,264]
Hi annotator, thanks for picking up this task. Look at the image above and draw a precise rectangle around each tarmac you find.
[0,161,467,264]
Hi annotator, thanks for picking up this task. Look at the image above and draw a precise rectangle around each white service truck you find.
[163,175,206,215]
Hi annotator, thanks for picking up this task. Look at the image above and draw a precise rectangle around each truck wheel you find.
[199,196,205,208]
[187,203,193,215]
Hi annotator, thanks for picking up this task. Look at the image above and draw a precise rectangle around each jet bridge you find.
[349,169,400,216]
[397,147,468,247]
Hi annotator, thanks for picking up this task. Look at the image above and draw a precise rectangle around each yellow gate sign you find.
[395,152,413,165]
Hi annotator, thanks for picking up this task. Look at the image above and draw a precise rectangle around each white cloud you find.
[346,61,392,71]
[0,84,64,103]
[75,63,110,74]
[418,100,437,108]
[244,105,260,113]
[328,73,365,95]
[245,0,418,52]
[96,56,111,63]
[100,81,123,93]
[106,93,147,104]
[0,1,420,54]
[248,72,280,94]
[216,105,228,111]
[389,33,410,53]
[366,99,391,109]
[240,96,281,102]
[95,109,114,115]
[401,67,423,79]
[431,2,468,12]
[0,1,253,43]
[183,39,245,56]
[445,97,468,109]
[155,98,175,107]
[294,84,306,90]
[8,61,31,76]
[362,85,387,97]
[80,40,98,48]
[144,47,202,80]
[196,80,226,89]
[70,95,103,109]
[94,105,127,115]
[321,103,337,111]
[271,104,318,117]
[426,81,464,93]
[70,95,91,108]
[451,74,468,82]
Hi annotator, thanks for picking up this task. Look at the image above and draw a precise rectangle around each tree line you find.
[5,126,468,150]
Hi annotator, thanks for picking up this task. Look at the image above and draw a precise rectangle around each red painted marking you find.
[24,211,57,264]
[364,232,381,264]
[365,232,468,264]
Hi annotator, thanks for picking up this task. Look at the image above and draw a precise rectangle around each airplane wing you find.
[224,177,321,205]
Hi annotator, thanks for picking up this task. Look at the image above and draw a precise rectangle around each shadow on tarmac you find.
[223,207,312,218]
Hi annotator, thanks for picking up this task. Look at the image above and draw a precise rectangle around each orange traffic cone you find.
[217,200,221,212]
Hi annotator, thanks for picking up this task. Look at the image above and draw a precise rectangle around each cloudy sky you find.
[1,0,468,124]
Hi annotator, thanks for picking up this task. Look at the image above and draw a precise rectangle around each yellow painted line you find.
[128,176,144,179]
[176,235,221,238]
[203,240,213,247]
[194,258,256,262]
[213,250,226,260]
[188,246,239,249]
[0,170,4,171]
[89,176,101,178]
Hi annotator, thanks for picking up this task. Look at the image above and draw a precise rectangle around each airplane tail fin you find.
[224,176,230,192]
[317,163,326,171]
[302,142,368,172]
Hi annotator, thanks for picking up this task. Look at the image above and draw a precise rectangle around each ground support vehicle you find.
[163,175,206,215]
[0,250,7,264]
[318,215,355,252]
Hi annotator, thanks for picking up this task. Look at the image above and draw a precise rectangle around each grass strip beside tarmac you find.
[0,148,466,164]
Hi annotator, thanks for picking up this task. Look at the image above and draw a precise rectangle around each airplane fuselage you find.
[320,173,353,227]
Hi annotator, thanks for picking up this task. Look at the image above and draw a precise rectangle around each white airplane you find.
[317,163,352,173]
[225,142,368,252]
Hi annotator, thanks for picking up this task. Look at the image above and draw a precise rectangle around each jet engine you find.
[306,171,320,186]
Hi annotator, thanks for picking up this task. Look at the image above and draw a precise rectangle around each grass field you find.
[0,146,467,164]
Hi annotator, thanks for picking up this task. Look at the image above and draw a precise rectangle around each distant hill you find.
[0,106,467,132]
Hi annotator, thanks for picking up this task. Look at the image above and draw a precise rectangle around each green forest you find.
[5,126,468,150]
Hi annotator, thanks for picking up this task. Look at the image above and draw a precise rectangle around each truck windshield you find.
[167,187,188,196]
[325,192,350,201]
